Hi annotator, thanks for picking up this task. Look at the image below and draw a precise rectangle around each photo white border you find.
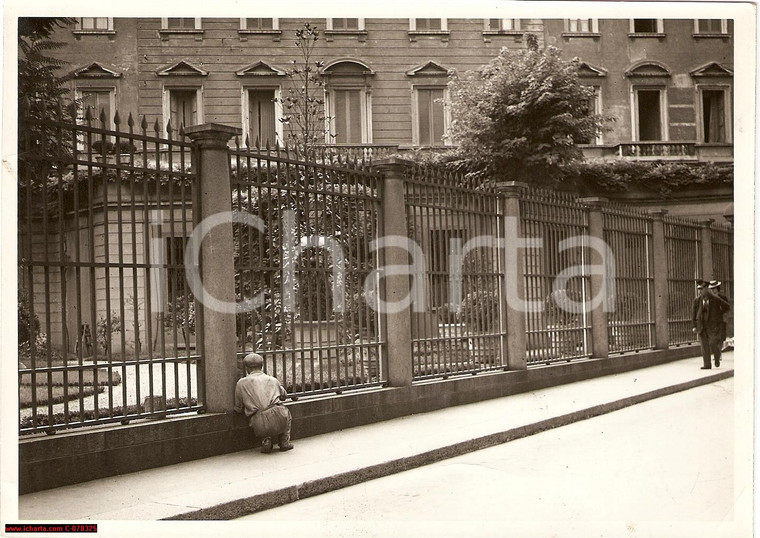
[1,1,755,537]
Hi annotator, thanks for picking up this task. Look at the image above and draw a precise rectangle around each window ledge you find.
[692,33,730,39]
[628,32,666,38]
[409,30,450,35]
[325,29,367,35]
[561,32,601,38]
[72,30,116,36]
[238,29,282,35]
[483,30,523,36]
[409,30,450,42]
[325,29,368,42]
[159,29,204,35]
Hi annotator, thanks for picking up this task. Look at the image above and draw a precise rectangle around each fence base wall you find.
[20,344,700,494]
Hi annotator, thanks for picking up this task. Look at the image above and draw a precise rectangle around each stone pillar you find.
[495,182,528,370]
[371,158,414,387]
[185,123,241,413]
[698,218,715,281]
[578,197,609,359]
[647,209,670,350]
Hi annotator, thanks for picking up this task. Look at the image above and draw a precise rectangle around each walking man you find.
[692,280,731,369]
[234,353,294,453]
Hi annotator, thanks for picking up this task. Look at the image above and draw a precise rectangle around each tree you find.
[18,17,76,181]
[276,23,330,151]
[446,33,612,185]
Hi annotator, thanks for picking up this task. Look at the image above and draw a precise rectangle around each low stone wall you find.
[19,344,699,494]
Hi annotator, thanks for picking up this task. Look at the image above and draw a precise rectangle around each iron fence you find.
[18,102,204,434]
[602,205,655,353]
[404,165,506,380]
[230,140,384,397]
[521,189,592,365]
[711,223,734,337]
[664,217,703,345]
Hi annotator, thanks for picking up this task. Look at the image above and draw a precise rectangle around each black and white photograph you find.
[1,1,755,536]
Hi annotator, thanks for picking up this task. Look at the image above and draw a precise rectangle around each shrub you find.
[18,288,39,345]
[561,160,733,196]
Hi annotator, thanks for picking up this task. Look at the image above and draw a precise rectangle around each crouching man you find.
[234,353,294,453]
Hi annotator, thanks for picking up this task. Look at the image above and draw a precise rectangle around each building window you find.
[160,18,203,33]
[629,19,664,35]
[245,88,278,147]
[409,18,448,32]
[485,18,520,32]
[77,17,114,32]
[170,90,197,128]
[240,18,280,31]
[699,87,730,143]
[633,88,666,142]
[578,86,602,144]
[414,87,448,146]
[330,89,364,144]
[244,18,273,30]
[327,18,362,30]
[694,19,728,35]
[564,19,598,33]
[162,87,203,134]
[75,88,114,127]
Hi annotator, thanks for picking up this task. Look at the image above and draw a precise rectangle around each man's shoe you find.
[279,443,294,452]
[715,360,721,367]
[700,366,712,370]
[260,438,273,454]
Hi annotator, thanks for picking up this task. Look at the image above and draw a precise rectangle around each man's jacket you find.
[692,293,730,334]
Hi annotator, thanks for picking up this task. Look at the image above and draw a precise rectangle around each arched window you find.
[322,59,375,144]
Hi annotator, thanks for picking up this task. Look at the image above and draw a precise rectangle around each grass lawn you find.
[19,385,103,409]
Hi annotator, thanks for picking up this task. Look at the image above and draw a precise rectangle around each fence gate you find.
[230,141,384,397]
[711,223,734,337]
[603,205,655,353]
[520,188,592,365]
[18,102,204,434]
[664,217,702,346]
[404,165,506,380]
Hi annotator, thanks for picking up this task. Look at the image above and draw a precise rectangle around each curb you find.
[164,368,733,520]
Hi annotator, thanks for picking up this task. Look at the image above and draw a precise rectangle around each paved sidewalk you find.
[18,352,733,521]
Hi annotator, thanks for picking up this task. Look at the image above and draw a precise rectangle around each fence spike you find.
[140,115,148,132]
[84,107,92,124]
[244,134,250,149]
[166,119,173,139]
[99,107,107,126]
[255,136,260,150]
[178,123,185,138]
[127,112,134,129]
[265,139,271,153]
[283,141,290,157]
[153,118,161,136]
[234,135,240,150]
[113,110,121,129]
[274,140,281,157]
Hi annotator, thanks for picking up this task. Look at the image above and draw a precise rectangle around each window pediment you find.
[405,61,453,77]
[235,61,286,77]
[72,62,122,79]
[690,62,733,78]
[156,60,209,77]
[577,62,607,78]
[624,61,671,78]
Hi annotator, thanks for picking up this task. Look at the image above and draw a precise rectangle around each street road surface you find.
[237,378,734,536]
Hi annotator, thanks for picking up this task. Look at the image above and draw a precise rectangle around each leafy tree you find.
[18,17,76,183]
[276,23,330,151]
[446,33,612,185]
